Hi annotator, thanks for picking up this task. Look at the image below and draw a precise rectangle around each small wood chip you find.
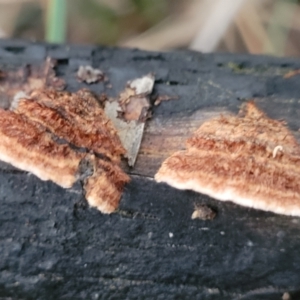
[284,69,300,79]
[154,95,178,106]
[282,292,291,300]
[191,204,216,220]
[77,65,104,84]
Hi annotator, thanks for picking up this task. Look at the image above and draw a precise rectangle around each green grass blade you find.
[46,0,67,43]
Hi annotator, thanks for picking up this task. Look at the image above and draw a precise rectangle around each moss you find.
[224,62,293,77]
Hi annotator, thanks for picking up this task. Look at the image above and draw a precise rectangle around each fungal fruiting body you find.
[0,109,81,188]
[155,102,300,216]
[0,89,129,214]
[15,89,125,162]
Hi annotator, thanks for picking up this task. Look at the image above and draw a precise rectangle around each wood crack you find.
[116,208,159,220]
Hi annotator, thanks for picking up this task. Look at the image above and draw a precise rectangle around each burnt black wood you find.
[1,39,300,300]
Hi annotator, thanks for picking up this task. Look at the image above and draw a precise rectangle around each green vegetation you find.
[46,0,67,43]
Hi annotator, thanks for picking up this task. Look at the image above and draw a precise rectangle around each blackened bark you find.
[1,39,300,299]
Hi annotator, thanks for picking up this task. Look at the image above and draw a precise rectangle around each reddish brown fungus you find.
[155,102,300,216]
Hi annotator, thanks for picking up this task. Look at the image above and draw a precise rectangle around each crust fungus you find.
[83,157,130,214]
[14,89,126,162]
[0,89,129,214]
[155,102,300,216]
[0,109,82,188]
